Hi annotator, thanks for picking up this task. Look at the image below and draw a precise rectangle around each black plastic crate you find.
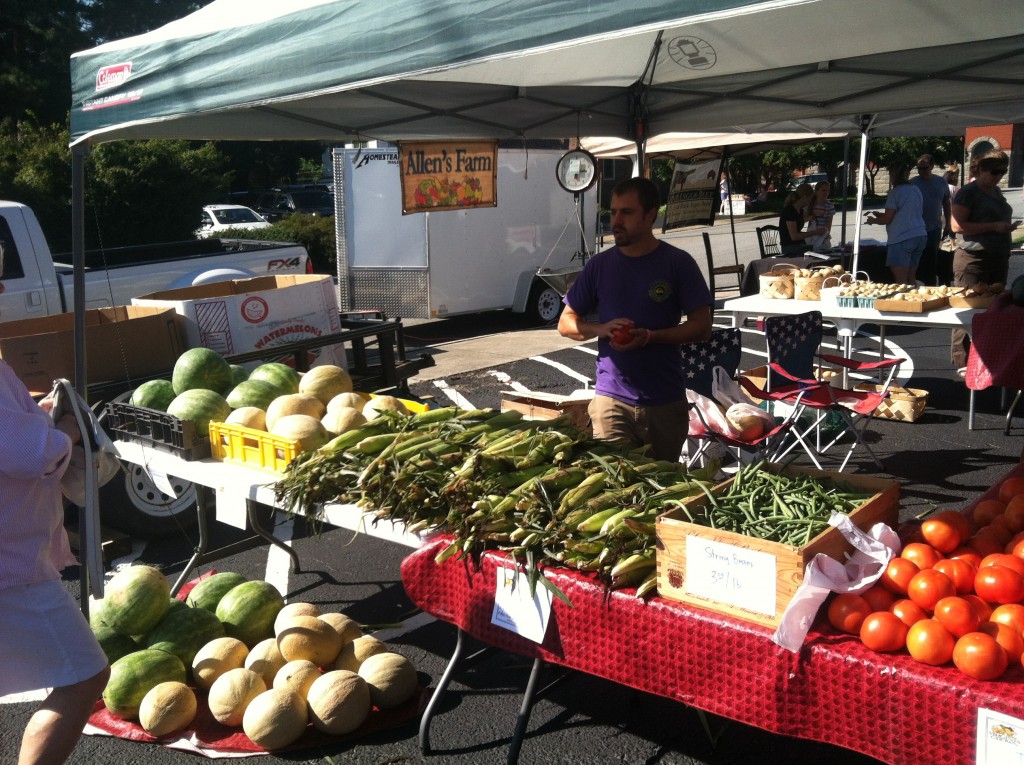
[104,402,210,460]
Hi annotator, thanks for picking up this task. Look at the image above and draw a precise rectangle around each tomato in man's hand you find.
[610,326,634,345]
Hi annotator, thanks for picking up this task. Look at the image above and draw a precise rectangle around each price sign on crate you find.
[684,536,777,616]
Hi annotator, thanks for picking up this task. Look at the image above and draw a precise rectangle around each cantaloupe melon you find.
[242,688,308,750]
[321,406,366,436]
[326,391,370,414]
[318,612,364,645]
[192,637,250,691]
[139,681,197,737]
[361,395,408,420]
[225,406,267,431]
[358,652,418,709]
[265,393,326,431]
[333,635,388,673]
[244,638,287,686]
[298,365,354,405]
[270,414,329,453]
[272,659,321,701]
[306,670,371,735]
[208,668,266,727]
[273,602,321,635]
[276,615,343,667]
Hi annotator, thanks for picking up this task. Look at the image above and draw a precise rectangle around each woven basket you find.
[853,384,928,422]
[759,265,796,299]
[794,273,826,301]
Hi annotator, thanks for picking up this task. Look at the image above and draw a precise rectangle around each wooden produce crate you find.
[948,294,995,309]
[852,384,928,422]
[500,391,592,429]
[655,466,899,629]
[875,295,948,313]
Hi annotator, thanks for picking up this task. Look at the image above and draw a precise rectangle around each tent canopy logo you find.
[96,63,133,92]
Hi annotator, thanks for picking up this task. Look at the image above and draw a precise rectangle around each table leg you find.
[419,627,468,754]
[507,657,545,765]
[247,501,300,573]
[171,484,212,597]
[1005,390,1022,435]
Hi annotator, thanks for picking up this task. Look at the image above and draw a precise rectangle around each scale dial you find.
[556,149,598,193]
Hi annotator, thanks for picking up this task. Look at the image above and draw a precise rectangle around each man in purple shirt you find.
[559,177,712,460]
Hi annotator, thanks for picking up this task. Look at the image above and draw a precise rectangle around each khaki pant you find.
[950,247,1010,367]
[588,394,689,462]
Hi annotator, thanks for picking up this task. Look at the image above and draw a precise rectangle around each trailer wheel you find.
[526,281,564,325]
[99,465,198,539]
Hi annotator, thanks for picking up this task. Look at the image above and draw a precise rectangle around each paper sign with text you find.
[491,566,553,644]
[398,139,497,214]
[684,535,777,616]
[977,707,1024,764]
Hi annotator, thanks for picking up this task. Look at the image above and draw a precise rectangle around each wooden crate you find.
[948,294,995,309]
[655,465,899,629]
[500,391,591,429]
[874,296,948,313]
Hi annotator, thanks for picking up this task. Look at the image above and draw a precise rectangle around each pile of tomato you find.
[825,474,1024,682]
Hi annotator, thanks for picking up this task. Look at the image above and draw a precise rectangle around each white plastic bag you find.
[686,389,740,438]
[711,365,749,407]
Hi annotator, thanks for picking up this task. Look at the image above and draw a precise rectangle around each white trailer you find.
[331,147,597,323]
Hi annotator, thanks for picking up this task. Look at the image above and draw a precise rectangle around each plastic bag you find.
[49,380,121,506]
[712,365,750,407]
[686,389,740,437]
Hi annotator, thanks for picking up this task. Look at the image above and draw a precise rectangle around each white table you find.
[114,441,425,592]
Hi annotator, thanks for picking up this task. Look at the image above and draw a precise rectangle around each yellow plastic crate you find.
[208,421,299,473]
[367,393,430,414]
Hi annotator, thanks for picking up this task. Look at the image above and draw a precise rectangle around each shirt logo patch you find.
[649,280,672,302]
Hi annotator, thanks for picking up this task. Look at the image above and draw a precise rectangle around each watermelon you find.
[145,606,226,669]
[1012,274,1024,307]
[248,362,301,396]
[226,379,279,411]
[103,649,187,720]
[130,379,176,412]
[167,389,232,434]
[172,347,233,395]
[229,364,250,386]
[216,581,285,648]
[186,572,247,612]
[102,565,171,637]
[92,622,139,664]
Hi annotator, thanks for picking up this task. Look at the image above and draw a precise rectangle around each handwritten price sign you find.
[684,536,777,616]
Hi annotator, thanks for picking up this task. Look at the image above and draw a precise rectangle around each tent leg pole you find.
[852,116,874,276]
[72,147,91,616]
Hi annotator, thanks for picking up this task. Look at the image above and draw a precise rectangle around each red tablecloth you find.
[967,293,1024,391]
[402,462,1024,765]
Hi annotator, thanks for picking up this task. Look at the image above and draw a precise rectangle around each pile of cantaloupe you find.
[139,600,419,750]
[224,364,410,455]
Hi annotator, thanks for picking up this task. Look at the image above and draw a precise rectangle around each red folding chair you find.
[739,311,904,472]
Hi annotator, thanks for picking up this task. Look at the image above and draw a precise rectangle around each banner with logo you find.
[398,140,498,214]
[662,157,723,231]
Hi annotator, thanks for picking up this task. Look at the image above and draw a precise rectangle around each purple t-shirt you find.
[565,241,712,406]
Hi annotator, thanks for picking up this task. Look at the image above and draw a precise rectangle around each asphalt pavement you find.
[3,203,1024,765]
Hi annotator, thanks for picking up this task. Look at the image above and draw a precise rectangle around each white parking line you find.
[489,370,530,392]
[266,515,295,599]
[369,611,437,642]
[529,356,592,386]
[432,380,477,410]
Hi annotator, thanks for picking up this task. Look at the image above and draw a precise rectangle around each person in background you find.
[804,181,835,253]
[558,177,712,461]
[944,169,959,201]
[865,161,927,285]
[949,150,1019,375]
[719,172,731,215]
[910,154,953,285]
[778,183,823,255]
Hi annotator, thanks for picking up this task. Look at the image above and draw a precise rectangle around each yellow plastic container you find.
[208,421,299,473]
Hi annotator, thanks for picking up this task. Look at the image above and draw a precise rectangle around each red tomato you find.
[933,558,976,595]
[906,569,957,612]
[610,326,634,345]
[989,603,1024,635]
[933,596,982,638]
[972,499,1007,527]
[976,522,1014,548]
[905,619,955,666]
[1005,532,1024,558]
[827,594,872,635]
[880,557,920,595]
[953,632,1009,681]
[860,611,910,653]
[890,599,929,628]
[979,621,1024,664]
[975,565,1024,605]
[921,514,965,554]
[1005,496,1024,533]
[964,594,995,623]
[981,553,1024,577]
[901,542,943,570]
[968,533,1006,558]
[948,547,984,569]
[861,585,896,612]
[998,476,1024,505]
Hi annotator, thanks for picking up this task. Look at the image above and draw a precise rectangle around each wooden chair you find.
[702,232,743,300]
[756,225,782,258]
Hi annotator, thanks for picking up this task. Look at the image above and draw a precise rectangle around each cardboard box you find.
[132,275,345,366]
[655,464,899,629]
[500,390,593,429]
[0,306,185,396]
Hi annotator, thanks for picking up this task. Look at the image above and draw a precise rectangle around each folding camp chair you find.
[756,225,782,258]
[739,310,904,472]
[683,327,802,468]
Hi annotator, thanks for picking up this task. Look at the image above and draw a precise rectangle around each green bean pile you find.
[273,406,717,599]
[682,460,872,546]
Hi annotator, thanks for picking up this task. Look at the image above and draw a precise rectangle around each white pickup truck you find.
[0,200,311,323]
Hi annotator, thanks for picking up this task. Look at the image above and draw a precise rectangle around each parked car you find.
[254,188,335,222]
[786,173,829,191]
[196,204,272,237]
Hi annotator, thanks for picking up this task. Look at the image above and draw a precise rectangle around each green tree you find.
[80,0,201,44]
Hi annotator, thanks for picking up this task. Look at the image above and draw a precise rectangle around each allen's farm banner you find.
[662,157,722,231]
[398,140,498,214]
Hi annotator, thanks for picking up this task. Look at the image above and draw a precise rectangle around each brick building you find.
[965,123,1023,187]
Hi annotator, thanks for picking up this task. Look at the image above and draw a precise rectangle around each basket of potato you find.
[794,264,846,301]
[759,264,797,300]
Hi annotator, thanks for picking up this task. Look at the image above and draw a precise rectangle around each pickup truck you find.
[0,200,311,323]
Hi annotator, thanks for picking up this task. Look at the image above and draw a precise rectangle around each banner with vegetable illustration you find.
[398,140,497,214]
